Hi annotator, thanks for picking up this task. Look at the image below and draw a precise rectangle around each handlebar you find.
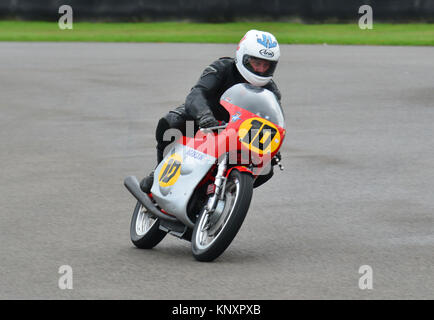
[199,123,228,133]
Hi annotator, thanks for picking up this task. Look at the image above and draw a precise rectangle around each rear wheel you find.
[130,201,167,249]
[191,170,253,262]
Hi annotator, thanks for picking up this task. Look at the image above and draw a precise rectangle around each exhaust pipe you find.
[124,176,177,222]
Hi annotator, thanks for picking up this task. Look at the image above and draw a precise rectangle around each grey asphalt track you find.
[0,42,433,299]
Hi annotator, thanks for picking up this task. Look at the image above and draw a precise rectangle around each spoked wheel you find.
[191,170,253,262]
[130,201,166,249]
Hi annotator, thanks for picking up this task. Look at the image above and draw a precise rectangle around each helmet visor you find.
[243,55,277,78]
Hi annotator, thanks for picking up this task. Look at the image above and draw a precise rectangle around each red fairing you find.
[180,99,285,171]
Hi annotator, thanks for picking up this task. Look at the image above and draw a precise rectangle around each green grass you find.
[0,21,433,46]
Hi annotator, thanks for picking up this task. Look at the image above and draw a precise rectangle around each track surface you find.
[1,42,433,299]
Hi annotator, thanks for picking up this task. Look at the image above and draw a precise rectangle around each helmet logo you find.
[259,49,274,58]
[257,34,277,49]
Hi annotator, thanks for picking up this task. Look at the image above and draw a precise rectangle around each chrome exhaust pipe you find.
[123,176,177,222]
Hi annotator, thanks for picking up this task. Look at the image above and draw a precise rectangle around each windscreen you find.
[220,83,285,127]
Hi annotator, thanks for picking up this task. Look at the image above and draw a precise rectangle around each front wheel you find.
[130,201,167,249]
[191,170,254,262]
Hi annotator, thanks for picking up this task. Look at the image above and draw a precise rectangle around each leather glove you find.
[271,151,282,166]
[198,114,219,128]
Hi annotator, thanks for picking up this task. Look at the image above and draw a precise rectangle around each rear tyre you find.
[191,170,253,262]
[130,201,167,249]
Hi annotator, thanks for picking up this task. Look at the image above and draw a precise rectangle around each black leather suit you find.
[155,57,282,188]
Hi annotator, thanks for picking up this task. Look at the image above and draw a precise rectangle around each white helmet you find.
[235,29,280,87]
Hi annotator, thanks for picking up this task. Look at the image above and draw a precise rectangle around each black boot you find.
[140,170,155,193]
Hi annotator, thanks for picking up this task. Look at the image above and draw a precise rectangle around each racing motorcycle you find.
[124,83,286,262]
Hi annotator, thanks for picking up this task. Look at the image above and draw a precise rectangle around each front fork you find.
[205,153,228,213]
[203,151,283,218]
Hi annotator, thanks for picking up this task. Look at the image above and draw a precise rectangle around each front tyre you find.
[192,170,253,262]
[130,201,166,249]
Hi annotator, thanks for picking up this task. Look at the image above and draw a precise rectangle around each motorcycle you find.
[124,83,286,261]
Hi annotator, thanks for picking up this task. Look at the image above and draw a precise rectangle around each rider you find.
[141,29,282,193]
